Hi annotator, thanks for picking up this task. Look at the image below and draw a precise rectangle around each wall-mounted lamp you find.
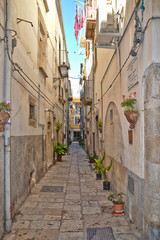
[58,62,69,78]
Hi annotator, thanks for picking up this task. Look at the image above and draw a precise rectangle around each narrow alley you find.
[3,143,142,240]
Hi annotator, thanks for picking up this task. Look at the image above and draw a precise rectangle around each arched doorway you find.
[104,102,126,193]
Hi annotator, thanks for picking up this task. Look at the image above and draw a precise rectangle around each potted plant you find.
[121,92,139,129]
[108,192,125,216]
[88,152,98,164]
[54,142,69,161]
[86,127,89,134]
[97,120,102,133]
[56,121,61,132]
[94,152,105,180]
[0,101,11,132]
[95,153,112,190]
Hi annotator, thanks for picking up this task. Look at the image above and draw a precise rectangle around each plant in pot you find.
[88,152,98,164]
[94,152,105,180]
[101,159,112,190]
[108,192,125,216]
[97,119,102,133]
[54,142,69,161]
[121,92,139,129]
[0,101,11,132]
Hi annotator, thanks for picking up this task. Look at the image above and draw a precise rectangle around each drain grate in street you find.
[40,186,63,193]
[87,227,115,240]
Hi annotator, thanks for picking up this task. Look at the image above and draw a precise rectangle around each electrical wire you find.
[98,16,160,102]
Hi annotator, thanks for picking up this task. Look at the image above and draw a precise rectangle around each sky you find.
[61,0,85,98]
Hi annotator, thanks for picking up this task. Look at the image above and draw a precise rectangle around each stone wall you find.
[0,136,4,238]
[10,135,44,215]
[144,63,160,239]
[104,102,144,231]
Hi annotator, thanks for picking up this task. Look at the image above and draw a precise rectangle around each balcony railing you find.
[85,5,96,40]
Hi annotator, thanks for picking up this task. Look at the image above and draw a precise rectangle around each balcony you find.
[85,7,96,40]
[95,3,119,46]
[84,86,92,106]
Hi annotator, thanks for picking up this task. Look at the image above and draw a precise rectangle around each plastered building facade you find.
[81,0,160,239]
[0,0,69,237]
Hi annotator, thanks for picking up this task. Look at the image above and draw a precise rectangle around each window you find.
[29,96,37,127]
[29,104,35,120]
[74,116,80,125]
[74,102,80,113]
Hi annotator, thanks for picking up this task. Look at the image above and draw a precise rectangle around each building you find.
[70,98,81,141]
[0,0,69,237]
[81,0,160,239]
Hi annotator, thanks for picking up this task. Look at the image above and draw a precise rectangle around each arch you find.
[104,102,126,193]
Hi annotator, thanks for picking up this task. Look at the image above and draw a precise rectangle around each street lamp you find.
[58,62,69,78]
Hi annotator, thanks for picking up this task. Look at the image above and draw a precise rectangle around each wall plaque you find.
[127,57,138,90]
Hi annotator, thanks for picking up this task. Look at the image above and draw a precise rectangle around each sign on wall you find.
[127,57,138,90]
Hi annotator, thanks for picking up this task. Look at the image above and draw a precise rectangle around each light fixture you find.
[58,62,68,78]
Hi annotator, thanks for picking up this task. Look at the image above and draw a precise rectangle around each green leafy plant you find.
[97,120,102,127]
[121,92,137,112]
[0,101,11,112]
[94,152,112,183]
[54,142,69,156]
[94,152,105,175]
[108,192,125,205]
[56,121,61,132]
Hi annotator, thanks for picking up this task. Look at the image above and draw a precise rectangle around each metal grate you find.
[87,227,115,240]
[40,186,63,193]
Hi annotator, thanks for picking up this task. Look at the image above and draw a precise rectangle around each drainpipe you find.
[92,40,95,154]
[4,0,11,232]
[38,85,45,172]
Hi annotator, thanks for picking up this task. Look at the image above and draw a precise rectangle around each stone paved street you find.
[3,143,143,240]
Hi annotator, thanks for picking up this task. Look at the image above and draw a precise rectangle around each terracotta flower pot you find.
[124,111,139,129]
[0,112,10,132]
[98,126,102,133]
[112,203,124,216]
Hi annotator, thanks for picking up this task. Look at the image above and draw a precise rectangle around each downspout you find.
[92,40,95,154]
[4,0,11,232]
[38,85,45,172]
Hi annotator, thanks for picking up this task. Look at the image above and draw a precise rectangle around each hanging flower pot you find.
[124,111,139,129]
[98,126,102,133]
[0,112,10,132]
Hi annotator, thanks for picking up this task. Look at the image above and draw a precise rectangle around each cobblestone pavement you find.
[3,143,143,240]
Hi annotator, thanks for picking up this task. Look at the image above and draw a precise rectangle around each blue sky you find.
[61,0,84,97]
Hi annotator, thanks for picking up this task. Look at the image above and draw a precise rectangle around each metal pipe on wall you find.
[92,40,95,154]
[4,0,11,232]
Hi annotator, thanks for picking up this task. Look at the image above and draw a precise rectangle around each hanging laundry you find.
[78,1,81,30]
[74,5,79,44]
[81,9,84,29]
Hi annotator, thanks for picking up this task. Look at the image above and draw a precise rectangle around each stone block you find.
[144,107,160,137]
[145,136,160,164]
[144,161,160,196]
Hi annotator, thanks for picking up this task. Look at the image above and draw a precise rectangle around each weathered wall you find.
[144,63,160,240]
[10,135,43,215]
[0,136,4,238]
